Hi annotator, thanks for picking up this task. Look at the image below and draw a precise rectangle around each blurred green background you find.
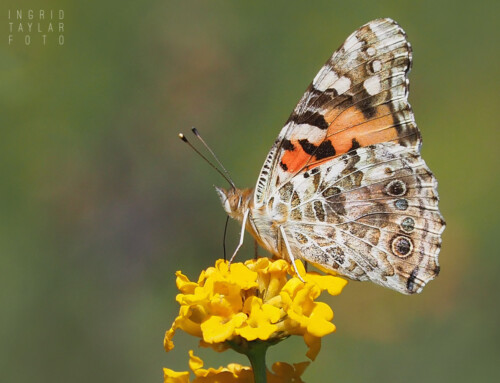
[1,0,498,382]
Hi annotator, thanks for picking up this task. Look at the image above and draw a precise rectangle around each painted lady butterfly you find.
[212,18,445,294]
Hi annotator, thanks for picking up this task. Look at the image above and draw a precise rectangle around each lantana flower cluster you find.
[164,258,347,361]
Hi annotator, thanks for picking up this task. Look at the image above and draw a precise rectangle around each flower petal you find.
[201,313,247,343]
[268,361,310,383]
[188,350,204,371]
[164,326,176,352]
[304,333,322,361]
[163,368,190,383]
[307,302,335,337]
[306,272,348,296]
[175,271,198,294]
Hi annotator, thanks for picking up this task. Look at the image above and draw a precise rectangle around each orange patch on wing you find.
[327,104,398,152]
[326,104,391,135]
[280,104,399,174]
[333,116,398,152]
[280,141,311,173]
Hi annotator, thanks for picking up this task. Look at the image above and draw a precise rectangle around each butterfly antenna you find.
[178,133,236,188]
[191,128,235,189]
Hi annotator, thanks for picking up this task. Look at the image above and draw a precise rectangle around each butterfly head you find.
[215,186,253,221]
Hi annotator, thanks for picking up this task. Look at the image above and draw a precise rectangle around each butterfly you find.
[206,18,445,294]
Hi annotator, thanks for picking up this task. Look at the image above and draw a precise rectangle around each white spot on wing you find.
[372,27,405,50]
[363,75,381,96]
[370,20,398,40]
[333,76,351,95]
[372,60,382,72]
[313,66,328,86]
[370,21,406,51]
[343,34,361,52]
[290,123,326,143]
[367,47,376,56]
[313,67,339,92]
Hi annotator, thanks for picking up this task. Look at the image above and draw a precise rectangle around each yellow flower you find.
[268,361,310,383]
[164,369,190,383]
[164,258,347,360]
[163,350,309,383]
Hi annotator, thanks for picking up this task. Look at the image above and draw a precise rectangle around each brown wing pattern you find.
[248,18,445,294]
[255,18,418,206]
[277,143,445,294]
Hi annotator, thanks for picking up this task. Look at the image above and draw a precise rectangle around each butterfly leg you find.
[228,209,250,265]
[279,226,305,282]
[254,239,259,259]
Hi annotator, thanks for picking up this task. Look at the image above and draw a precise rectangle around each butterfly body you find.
[215,18,445,295]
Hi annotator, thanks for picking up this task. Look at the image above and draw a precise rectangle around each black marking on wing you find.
[315,140,337,159]
[350,138,361,151]
[298,139,337,160]
[299,139,317,155]
[357,95,378,119]
[406,266,419,292]
[282,139,295,151]
[289,110,329,130]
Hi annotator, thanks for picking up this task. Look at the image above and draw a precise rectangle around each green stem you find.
[245,342,268,383]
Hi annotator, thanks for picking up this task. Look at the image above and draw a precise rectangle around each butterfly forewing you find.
[255,18,419,206]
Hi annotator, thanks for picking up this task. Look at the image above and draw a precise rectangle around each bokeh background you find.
[1,0,499,382]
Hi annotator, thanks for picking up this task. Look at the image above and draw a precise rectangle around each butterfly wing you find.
[253,18,445,293]
[255,18,419,206]
[279,143,444,294]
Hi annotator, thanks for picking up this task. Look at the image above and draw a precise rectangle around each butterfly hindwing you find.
[277,143,444,294]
